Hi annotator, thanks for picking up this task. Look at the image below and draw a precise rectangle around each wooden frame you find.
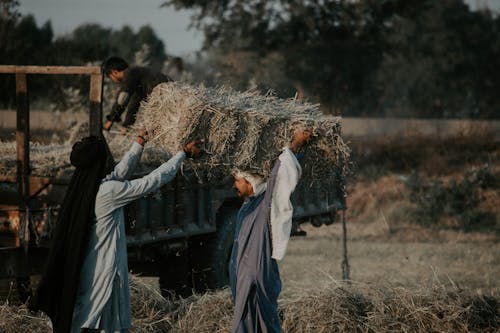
[0,65,103,211]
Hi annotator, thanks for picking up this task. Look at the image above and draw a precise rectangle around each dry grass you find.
[0,131,175,179]
[1,277,497,333]
[281,225,500,297]
[135,82,349,183]
[0,82,351,186]
[281,282,499,333]
[348,128,499,179]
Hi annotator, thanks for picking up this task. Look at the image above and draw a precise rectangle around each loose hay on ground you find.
[1,279,498,333]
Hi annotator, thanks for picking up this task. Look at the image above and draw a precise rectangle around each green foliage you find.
[164,0,500,118]
[407,165,497,231]
[0,1,167,108]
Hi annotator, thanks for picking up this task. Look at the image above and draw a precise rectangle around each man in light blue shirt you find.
[71,131,200,333]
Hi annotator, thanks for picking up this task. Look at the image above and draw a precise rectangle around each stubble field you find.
[1,125,499,332]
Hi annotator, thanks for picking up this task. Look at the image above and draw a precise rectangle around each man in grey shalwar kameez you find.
[71,132,200,333]
[229,130,311,333]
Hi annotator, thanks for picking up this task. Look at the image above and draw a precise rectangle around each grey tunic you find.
[229,159,283,333]
[71,142,185,333]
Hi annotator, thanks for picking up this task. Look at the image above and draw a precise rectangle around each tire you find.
[190,206,238,291]
[158,249,193,298]
[16,276,32,304]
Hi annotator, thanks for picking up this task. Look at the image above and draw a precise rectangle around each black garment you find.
[30,136,112,333]
[106,66,172,127]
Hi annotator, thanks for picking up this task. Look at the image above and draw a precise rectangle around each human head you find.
[70,136,108,170]
[233,170,265,199]
[102,56,129,83]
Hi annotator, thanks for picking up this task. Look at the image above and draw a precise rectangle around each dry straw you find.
[0,133,172,180]
[2,278,497,333]
[134,82,350,184]
[0,83,349,187]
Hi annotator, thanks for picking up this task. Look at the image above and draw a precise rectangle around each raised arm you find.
[106,150,186,208]
[269,130,311,260]
[105,138,202,209]
[102,131,149,181]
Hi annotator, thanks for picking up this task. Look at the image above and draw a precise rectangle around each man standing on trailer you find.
[230,130,312,333]
[102,56,172,132]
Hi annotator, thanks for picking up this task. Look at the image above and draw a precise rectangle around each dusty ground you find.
[280,223,499,299]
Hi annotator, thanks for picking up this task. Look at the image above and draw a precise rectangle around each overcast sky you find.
[18,0,204,57]
[18,0,500,58]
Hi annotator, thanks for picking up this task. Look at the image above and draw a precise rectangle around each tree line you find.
[1,0,499,118]
[0,0,166,108]
[167,0,500,118]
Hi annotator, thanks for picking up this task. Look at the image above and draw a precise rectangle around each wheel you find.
[158,249,193,298]
[190,206,238,291]
[16,275,32,304]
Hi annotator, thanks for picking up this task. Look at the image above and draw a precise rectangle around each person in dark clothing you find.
[29,136,113,333]
[30,132,201,333]
[229,130,312,333]
[102,56,172,131]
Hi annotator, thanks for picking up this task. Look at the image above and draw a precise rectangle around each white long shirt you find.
[71,142,185,332]
[249,147,302,261]
[270,147,302,260]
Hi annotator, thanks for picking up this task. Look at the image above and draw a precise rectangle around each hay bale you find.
[135,83,349,183]
[0,82,350,186]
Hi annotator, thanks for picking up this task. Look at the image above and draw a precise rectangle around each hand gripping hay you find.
[135,82,350,184]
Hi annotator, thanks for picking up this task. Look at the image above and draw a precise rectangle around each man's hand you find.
[290,129,313,153]
[103,120,113,131]
[184,139,202,158]
[136,128,149,146]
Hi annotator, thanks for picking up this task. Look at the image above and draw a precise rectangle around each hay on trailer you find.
[0,82,350,185]
[0,133,172,181]
[135,83,350,183]
[0,140,73,179]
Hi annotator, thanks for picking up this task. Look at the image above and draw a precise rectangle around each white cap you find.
[233,170,266,196]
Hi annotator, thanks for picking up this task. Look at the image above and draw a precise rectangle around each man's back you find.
[106,66,172,128]
[122,66,171,97]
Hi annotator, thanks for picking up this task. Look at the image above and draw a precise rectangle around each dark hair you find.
[102,56,129,75]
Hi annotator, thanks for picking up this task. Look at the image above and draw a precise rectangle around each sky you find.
[18,0,204,57]
[17,0,500,58]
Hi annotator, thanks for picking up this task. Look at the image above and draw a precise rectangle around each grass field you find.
[1,126,499,332]
[281,224,499,298]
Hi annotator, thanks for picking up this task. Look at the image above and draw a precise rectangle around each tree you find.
[0,1,54,106]
[163,0,500,118]
[0,3,169,108]
[162,0,390,115]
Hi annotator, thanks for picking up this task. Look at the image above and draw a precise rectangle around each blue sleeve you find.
[103,142,143,182]
[108,151,186,208]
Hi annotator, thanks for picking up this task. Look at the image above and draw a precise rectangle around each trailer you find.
[0,65,347,300]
